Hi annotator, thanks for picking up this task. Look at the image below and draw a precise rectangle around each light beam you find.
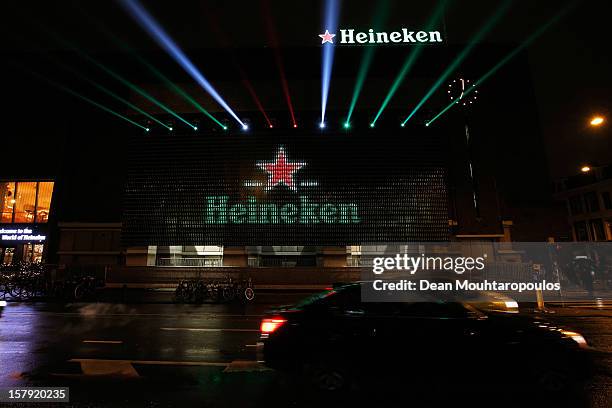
[345,0,390,126]
[321,0,341,125]
[42,27,195,129]
[261,0,297,128]
[16,63,148,131]
[68,8,226,130]
[120,0,246,128]
[137,59,226,129]
[402,0,512,126]
[370,0,449,126]
[426,3,575,126]
[204,8,273,129]
[85,55,196,130]
[47,56,171,130]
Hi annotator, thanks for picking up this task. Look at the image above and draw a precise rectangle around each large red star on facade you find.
[257,147,306,191]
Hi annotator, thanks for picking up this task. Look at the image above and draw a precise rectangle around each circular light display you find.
[447,78,479,107]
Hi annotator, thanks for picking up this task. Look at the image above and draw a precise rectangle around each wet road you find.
[0,298,611,407]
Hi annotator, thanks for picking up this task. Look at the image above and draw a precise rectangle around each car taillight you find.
[260,317,287,334]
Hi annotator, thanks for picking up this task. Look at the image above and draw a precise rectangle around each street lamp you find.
[589,116,605,127]
[580,165,591,173]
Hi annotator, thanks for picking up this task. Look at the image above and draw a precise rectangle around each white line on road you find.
[160,327,259,332]
[5,312,264,318]
[69,358,231,367]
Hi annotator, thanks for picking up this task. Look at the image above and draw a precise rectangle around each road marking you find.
[245,344,258,347]
[223,360,272,373]
[79,360,139,377]
[69,358,230,367]
[160,327,259,332]
[6,312,264,318]
[62,358,271,375]
[82,340,123,344]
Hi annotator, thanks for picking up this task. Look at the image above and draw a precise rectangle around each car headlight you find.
[504,300,519,310]
[560,330,588,348]
[0,300,7,307]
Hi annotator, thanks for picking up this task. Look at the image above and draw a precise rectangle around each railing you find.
[157,257,222,267]
[479,262,534,282]
[347,256,363,267]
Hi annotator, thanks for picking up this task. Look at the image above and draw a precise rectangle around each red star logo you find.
[319,30,336,44]
[257,147,306,191]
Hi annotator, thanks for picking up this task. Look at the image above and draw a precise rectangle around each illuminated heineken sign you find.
[319,29,443,45]
[204,147,361,225]
[205,196,360,224]
[121,133,450,246]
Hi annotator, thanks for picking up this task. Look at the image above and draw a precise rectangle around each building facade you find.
[0,43,563,273]
[555,165,612,241]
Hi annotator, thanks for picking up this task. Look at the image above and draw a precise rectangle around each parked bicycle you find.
[174,276,255,304]
[0,262,49,300]
[53,272,103,301]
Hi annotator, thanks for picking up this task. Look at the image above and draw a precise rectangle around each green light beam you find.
[133,58,226,129]
[83,16,227,130]
[344,0,391,126]
[426,3,575,127]
[15,63,148,131]
[82,55,196,130]
[46,56,171,130]
[43,29,195,129]
[402,0,512,126]
[370,0,450,126]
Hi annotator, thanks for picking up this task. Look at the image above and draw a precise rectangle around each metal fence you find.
[156,257,222,267]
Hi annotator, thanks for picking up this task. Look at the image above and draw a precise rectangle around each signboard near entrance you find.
[1,226,46,242]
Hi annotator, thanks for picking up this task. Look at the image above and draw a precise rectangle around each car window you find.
[320,286,361,308]
[398,302,469,318]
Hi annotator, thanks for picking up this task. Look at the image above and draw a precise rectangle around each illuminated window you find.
[23,243,44,263]
[1,182,15,223]
[0,181,54,224]
[14,182,37,223]
[36,182,54,223]
[2,248,15,265]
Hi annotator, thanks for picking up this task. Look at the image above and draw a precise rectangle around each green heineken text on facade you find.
[205,196,361,224]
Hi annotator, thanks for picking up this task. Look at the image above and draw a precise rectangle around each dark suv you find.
[258,283,593,393]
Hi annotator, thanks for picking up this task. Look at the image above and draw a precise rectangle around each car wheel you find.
[309,364,348,392]
[534,368,570,394]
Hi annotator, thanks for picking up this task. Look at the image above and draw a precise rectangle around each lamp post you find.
[589,116,605,127]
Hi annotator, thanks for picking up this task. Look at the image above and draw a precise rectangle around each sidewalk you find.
[96,285,317,305]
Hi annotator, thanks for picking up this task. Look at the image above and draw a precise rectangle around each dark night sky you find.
[1,0,610,180]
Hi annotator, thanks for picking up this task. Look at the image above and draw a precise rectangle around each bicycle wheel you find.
[208,284,220,303]
[221,285,235,302]
[174,281,189,303]
[194,281,206,303]
[8,279,26,300]
[244,287,255,301]
[74,282,87,300]
[23,273,43,300]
